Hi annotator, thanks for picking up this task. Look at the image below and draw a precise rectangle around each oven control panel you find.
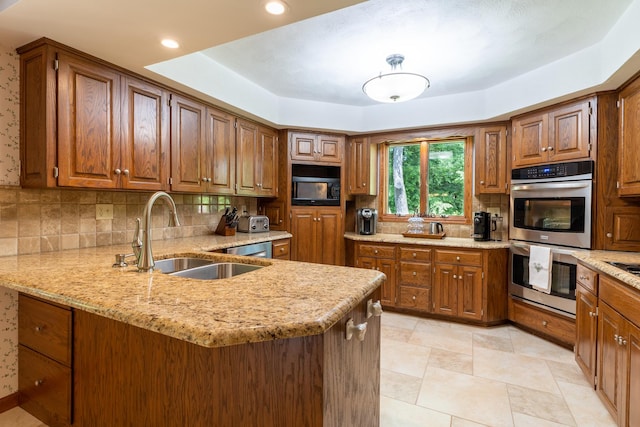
[511,160,593,181]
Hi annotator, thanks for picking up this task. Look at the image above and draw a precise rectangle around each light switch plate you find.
[96,204,114,220]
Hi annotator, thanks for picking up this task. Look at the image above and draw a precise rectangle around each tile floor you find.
[380,311,617,427]
[1,312,618,427]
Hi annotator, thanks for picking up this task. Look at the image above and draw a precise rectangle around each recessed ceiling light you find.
[265,0,287,15]
[161,39,180,49]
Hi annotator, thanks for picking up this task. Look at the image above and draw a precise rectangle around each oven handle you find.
[511,182,591,191]
[510,241,578,261]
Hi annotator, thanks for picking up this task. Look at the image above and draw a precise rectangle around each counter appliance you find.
[237,215,270,233]
[357,208,377,235]
[473,211,491,241]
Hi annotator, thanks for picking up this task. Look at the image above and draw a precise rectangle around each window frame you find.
[377,136,473,225]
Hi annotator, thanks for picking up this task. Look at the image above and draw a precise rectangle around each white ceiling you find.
[200,0,633,106]
[1,0,639,132]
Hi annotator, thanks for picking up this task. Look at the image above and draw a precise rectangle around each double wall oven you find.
[509,160,594,318]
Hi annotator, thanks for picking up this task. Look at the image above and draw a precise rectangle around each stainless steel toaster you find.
[237,215,270,233]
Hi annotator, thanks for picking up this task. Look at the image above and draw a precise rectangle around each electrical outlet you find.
[96,204,114,220]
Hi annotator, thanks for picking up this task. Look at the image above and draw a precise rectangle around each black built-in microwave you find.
[291,176,340,206]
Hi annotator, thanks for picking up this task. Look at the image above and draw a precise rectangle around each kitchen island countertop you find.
[0,232,385,348]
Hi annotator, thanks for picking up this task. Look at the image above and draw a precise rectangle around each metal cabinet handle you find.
[579,275,587,280]
[366,300,383,318]
[547,146,554,151]
[362,183,366,187]
[34,379,44,387]
[541,147,547,152]
[34,325,43,332]
[114,168,122,175]
[480,180,485,184]
[456,256,460,261]
[412,295,416,301]
[542,320,548,327]
[123,169,130,176]
[453,274,457,279]
[606,233,613,238]
[412,271,417,276]
[412,252,417,258]
[374,250,379,254]
[345,318,367,341]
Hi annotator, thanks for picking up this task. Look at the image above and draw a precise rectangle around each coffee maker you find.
[357,208,377,235]
[473,211,491,241]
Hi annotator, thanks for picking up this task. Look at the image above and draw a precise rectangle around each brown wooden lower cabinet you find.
[575,283,598,385]
[350,241,508,325]
[291,207,343,265]
[70,290,380,426]
[272,238,291,260]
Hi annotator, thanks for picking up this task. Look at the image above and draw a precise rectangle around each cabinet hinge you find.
[482,272,485,279]
[588,107,593,116]
[616,100,621,108]
[53,53,59,71]
[617,181,620,189]
[595,306,599,316]
[289,212,292,219]
[234,183,238,190]
[481,309,484,316]
[167,94,172,107]
[505,129,509,136]
[53,166,59,178]
[234,120,238,129]
[169,177,173,185]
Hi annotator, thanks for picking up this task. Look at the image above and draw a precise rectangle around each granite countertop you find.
[344,232,511,249]
[572,250,640,292]
[0,232,385,348]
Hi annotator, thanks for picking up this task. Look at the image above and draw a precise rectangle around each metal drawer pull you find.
[542,320,548,327]
[34,379,44,387]
[366,300,383,318]
[34,325,43,332]
[412,271,417,276]
[345,318,367,341]
[579,275,587,280]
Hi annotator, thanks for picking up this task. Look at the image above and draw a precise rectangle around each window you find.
[381,138,472,223]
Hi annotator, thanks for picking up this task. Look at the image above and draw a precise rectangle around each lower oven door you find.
[509,242,577,318]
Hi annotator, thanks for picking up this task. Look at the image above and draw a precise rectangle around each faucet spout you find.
[137,191,180,272]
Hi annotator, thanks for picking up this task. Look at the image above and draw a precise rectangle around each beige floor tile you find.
[473,346,561,394]
[473,332,514,352]
[557,381,617,427]
[0,407,46,427]
[382,324,414,343]
[381,339,431,377]
[417,367,514,427]
[428,347,473,375]
[381,396,451,427]
[451,417,490,426]
[507,384,576,425]
[381,368,423,404]
[513,412,574,427]
[382,311,420,331]
[546,359,592,387]
[410,321,473,355]
[509,327,575,364]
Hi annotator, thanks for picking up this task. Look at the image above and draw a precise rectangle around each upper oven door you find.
[510,180,592,249]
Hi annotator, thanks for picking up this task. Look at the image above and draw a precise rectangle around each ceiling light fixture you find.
[362,54,430,103]
[264,0,288,15]
[161,39,180,49]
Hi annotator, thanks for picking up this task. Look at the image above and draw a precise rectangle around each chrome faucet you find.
[133,191,180,272]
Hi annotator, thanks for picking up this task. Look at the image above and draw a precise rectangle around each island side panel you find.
[72,310,325,427]
[323,289,381,426]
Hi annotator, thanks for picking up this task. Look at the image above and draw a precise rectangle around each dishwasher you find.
[224,241,272,258]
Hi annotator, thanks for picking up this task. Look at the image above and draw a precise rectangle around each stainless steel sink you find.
[169,262,262,280]
[153,257,214,274]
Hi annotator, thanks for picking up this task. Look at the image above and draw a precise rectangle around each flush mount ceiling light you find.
[362,54,430,103]
[161,39,180,49]
[264,0,288,15]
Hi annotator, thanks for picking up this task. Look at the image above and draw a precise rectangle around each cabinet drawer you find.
[358,244,395,259]
[434,249,482,266]
[399,262,432,287]
[397,285,431,312]
[272,239,290,260]
[599,275,640,328]
[19,345,72,427]
[399,247,431,262]
[576,264,598,294]
[19,295,72,366]
[509,298,575,346]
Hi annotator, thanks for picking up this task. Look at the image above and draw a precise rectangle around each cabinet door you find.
[259,200,286,230]
[475,126,507,194]
[317,134,344,164]
[257,126,278,197]
[618,78,640,196]
[357,256,376,271]
[458,265,483,321]
[207,108,235,195]
[512,113,548,167]
[433,264,457,316]
[290,132,317,162]
[377,258,396,307]
[397,285,431,312]
[625,321,640,427]
[236,119,258,195]
[348,136,376,195]
[597,302,625,420]
[121,76,168,191]
[290,208,316,263]
[548,100,591,162]
[57,51,121,188]
[316,208,342,265]
[575,285,598,385]
[170,94,206,192]
[603,206,640,251]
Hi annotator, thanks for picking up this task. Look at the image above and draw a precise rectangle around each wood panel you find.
[57,51,121,188]
[290,132,316,162]
[290,208,316,263]
[377,258,396,306]
[597,301,624,421]
[121,76,168,191]
[257,126,278,196]
[399,262,431,287]
[458,265,483,321]
[397,285,431,312]
[272,238,290,260]
[398,246,431,262]
[512,113,548,167]
[625,322,640,427]
[548,100,590,162]
[575,284,598,386]
[207,108,235,194]
[317,134,343,164]
[170,94,206,192]
[577,263,599,295]
[475,126,507,194]
[316,208,342,265]
[433,263,457,316]
[618,76,640,196]
[236,119,258,195]
[509,298,575,347]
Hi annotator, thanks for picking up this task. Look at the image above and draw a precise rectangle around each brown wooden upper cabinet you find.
[347,136,377,196]
[617,76,640,196]
[290,132,344,164]
[512,99,592,168]
[475,126,508,194]
[236,119,278,197]
[19,40,169,191]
